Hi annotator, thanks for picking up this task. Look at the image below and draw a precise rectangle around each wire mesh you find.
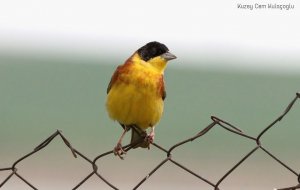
[1,92,300,190]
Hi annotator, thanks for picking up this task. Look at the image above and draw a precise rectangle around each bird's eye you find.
[151,47,157,54]
[137,41,169,61]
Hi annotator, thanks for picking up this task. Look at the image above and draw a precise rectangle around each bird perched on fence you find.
[106,41,176,159]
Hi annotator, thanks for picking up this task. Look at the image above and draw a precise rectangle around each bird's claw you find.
[144,133,155,149]
[113,143,126,160]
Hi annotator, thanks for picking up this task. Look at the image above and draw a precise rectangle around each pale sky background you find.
[0,0,299,72]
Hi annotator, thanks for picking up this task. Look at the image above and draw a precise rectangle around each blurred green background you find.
[0,53,299,190]
[1,0,300,189]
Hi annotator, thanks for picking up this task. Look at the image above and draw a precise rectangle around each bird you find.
[106,41,176,159]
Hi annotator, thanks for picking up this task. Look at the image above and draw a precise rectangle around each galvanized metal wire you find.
[1,92,300,190]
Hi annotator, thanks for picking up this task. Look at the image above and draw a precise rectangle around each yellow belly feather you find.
[106,64,164,130]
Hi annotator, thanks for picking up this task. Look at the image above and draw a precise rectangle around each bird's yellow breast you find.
[106,61,164,130]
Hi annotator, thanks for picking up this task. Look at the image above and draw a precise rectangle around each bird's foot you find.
[144,131,155,149]
[113,143,126,160]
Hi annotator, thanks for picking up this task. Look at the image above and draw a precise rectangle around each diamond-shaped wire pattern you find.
[1,93,299,190]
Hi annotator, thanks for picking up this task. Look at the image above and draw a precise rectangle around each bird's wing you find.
[107,66,121,94]
[159,76,166,100]
[107,64,166,101]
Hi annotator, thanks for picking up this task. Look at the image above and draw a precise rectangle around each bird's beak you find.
[161,52,177,61]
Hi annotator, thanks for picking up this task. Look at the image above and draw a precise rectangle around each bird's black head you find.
[137,41,169,62]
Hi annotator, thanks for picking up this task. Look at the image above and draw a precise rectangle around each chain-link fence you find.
[1,92,300,190]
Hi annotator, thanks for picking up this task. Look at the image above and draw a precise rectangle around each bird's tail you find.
[130,125,148,148]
